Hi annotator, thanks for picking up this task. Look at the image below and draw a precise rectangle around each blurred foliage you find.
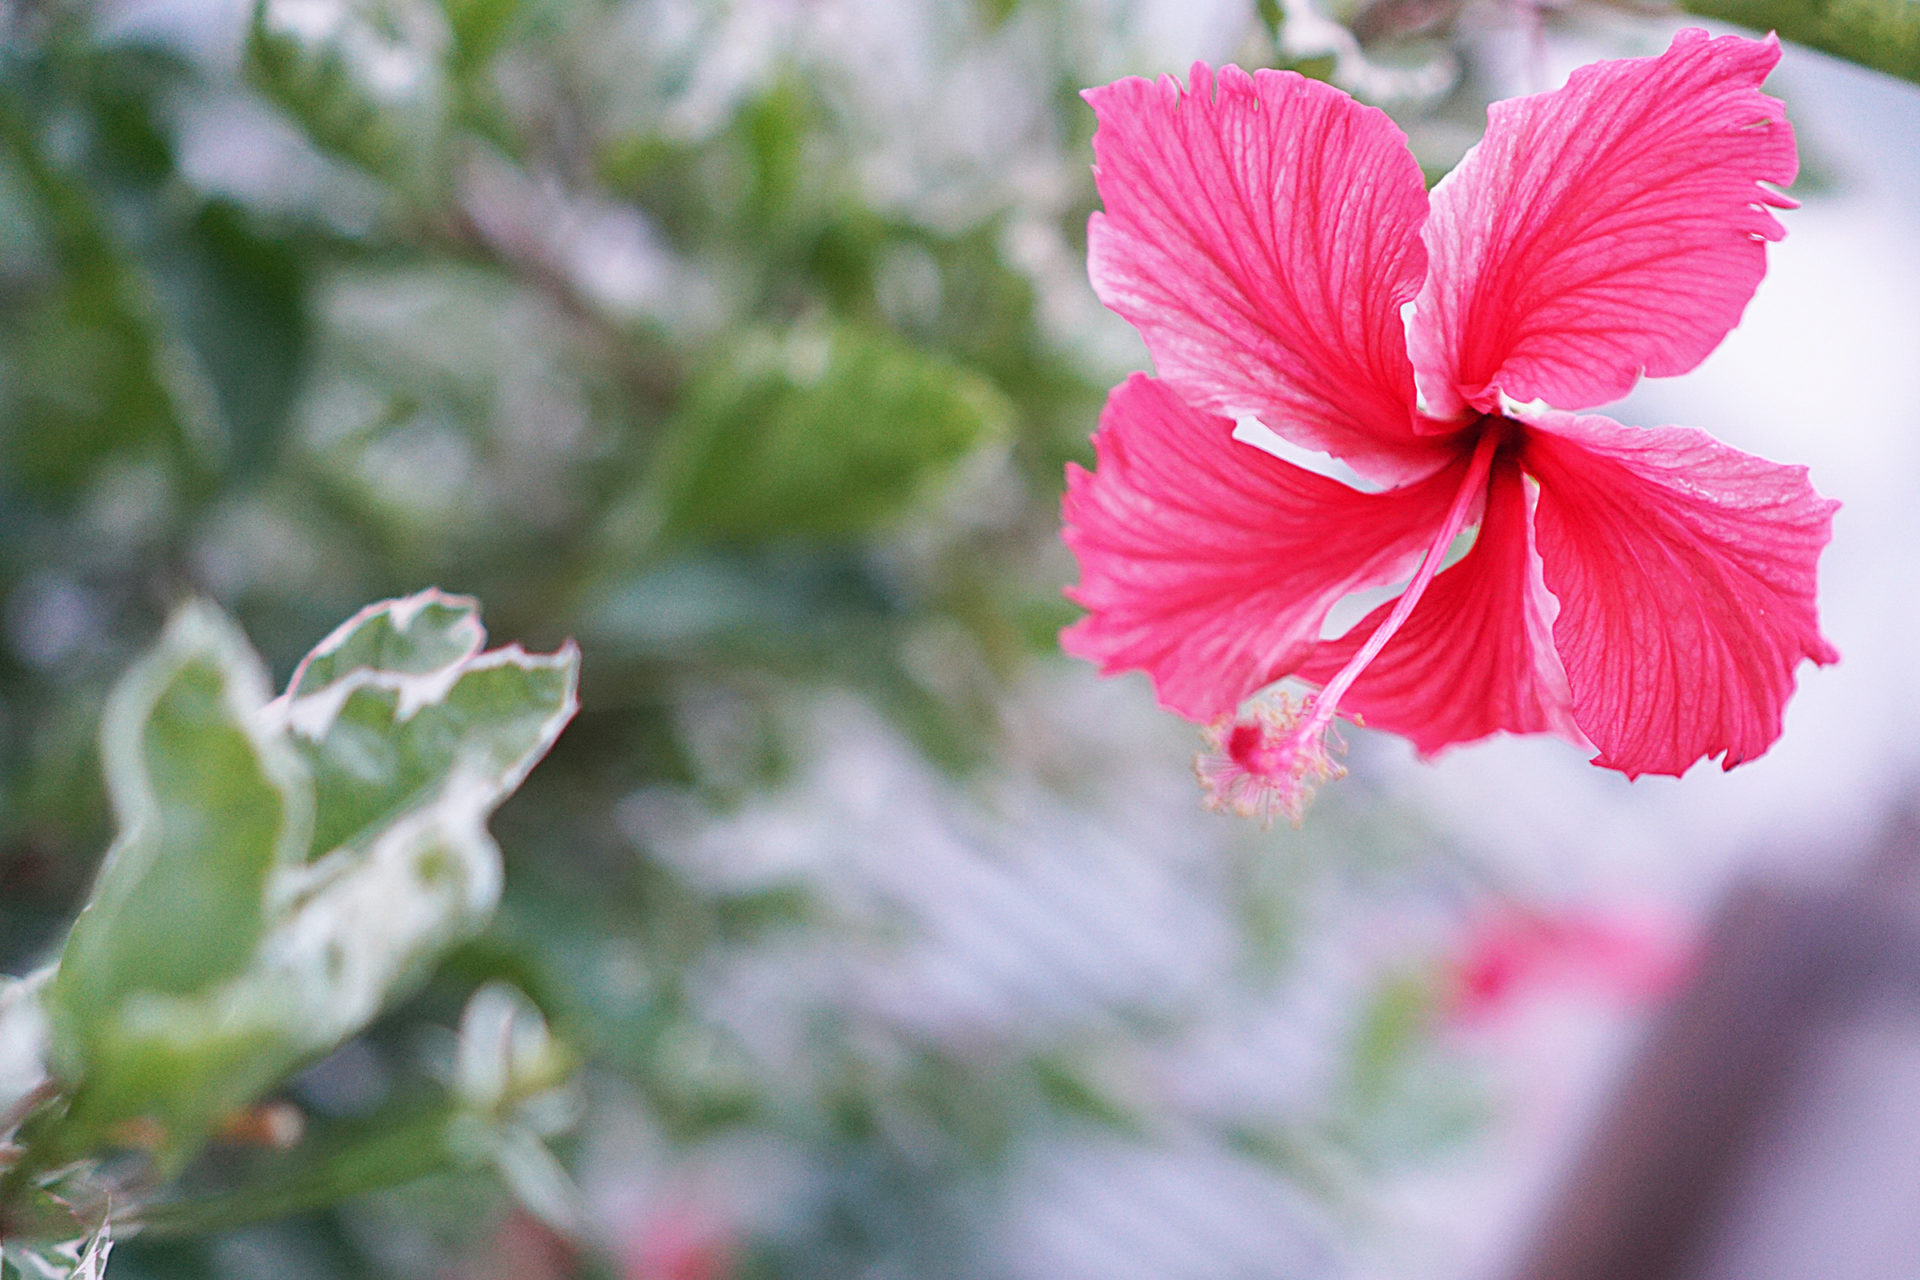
[0,0,1877,1276]
[0,0,1129,1272]
[649,325,1008,547]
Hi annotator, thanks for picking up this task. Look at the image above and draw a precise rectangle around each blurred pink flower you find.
[625,1202,734,1280]
[1061,31,1838,820]
[1442,905,1687,1025]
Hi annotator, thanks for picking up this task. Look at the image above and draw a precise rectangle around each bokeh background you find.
[1,0,1916,1277]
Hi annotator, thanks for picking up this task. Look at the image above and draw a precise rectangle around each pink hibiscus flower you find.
[1061,30,1839,821]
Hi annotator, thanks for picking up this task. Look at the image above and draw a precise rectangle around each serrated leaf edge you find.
[268,641,580,794]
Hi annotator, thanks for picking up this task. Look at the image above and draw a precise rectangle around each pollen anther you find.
[1196,691,1347,826]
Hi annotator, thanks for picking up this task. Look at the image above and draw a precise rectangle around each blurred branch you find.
[439,185,683,415]
[1678,0,1920,84]
[1349,0,1467,46]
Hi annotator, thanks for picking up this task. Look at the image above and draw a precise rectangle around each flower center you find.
[1198,424,1504,823]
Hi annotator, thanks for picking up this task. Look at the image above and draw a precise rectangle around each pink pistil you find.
[1196,690,1344,823]
[1199,428,1502,822]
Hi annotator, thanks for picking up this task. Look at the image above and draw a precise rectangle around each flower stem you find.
[1197,428,1502,824]
[1299,426,1500,740]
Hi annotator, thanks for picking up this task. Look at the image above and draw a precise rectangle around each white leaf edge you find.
[72,603,316,946]
[275,588,485,708]
[267,642,578,780]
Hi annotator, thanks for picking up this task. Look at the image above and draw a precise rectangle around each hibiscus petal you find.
[1409,30,1797,421]
[1062,375,1466,721]
[1085,63,1448,483]
[1521,412,1839,778]
[1296,453,1582,756]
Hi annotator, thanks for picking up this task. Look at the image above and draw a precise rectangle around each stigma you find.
[1195,690,1346,825]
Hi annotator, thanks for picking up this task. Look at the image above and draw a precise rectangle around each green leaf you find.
[0,96,223,496]
[1681,0,1920,86]
[245,0,451,196]
[649,324,1009,547]
[275,592,578,861]
[1344,972,1435,1110]
[242,591,576,1093]
[41,605,313,1151]
[440,0,522,76]
[49,605,311,1054]
[159,201,311,480]
[40,593,577,1163]
[247,765,508,1061]
[250,591,576,1052]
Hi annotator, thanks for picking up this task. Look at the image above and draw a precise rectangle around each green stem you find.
[127,1104,463,1239]
[1679,0,1920,86]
